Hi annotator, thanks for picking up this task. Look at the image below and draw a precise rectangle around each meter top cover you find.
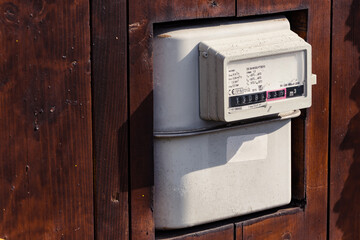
[199,17,313,122]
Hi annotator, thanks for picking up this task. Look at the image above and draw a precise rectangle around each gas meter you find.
[153,16,315,229]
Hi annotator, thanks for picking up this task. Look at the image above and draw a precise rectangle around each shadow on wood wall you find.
[333,0,360,239]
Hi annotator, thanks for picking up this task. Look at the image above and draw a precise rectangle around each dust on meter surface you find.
[199,18,315,122]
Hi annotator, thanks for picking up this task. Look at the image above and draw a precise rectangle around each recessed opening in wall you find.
[285,9,308,202]
[153,9,308,236]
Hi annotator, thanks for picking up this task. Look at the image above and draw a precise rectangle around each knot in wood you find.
[2,2,19,23]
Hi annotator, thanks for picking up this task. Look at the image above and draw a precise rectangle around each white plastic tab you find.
[311,74,317,85]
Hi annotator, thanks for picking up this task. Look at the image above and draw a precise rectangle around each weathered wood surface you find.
[330,0,360,239]
[0,1,93,239]
[91,0,129,239]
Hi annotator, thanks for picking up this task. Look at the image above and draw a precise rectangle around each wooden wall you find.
[91,0,129,239]
[0,1,93,239]
[0,0,357,239]
[330,0,360,239]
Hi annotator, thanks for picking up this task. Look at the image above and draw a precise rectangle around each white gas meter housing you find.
[153,16,315,230]
[199,27,313,122]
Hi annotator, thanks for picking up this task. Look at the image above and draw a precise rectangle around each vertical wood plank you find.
[303,2,331,238]
[91,0,129,239]
[0,1,93,239]
[128,1,235,239]
[330,0,360,239]
[241,209,304,240]
[235,223,243,240]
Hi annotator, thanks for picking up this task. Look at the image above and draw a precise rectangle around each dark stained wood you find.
[303,2,331,237]
[157,224,234,240]
[0,0,337,239]
[329,0,360,239]
[91,0,129,239]
[237,0,307,16]
[130,0,235,24]
[241,208,304,239]
[0,1,93,239]
[128,1,235,239]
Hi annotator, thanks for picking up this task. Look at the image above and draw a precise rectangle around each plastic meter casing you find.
[199,26,312,122]
[153,16,315,229]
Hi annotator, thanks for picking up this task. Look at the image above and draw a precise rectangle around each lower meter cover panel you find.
[154,119,291,229]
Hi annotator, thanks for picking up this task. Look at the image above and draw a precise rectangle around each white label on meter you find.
[227,51,306,113]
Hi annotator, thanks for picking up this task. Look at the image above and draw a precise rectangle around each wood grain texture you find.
[303,2,331,238]
[236,223,243,240]
[237,0,307,16]
[330,0,360,239]
[0,1,93,239]
[128,1,235,239]
[241,208,304,240]
[91,0,129,239]
[157,224,234,240]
